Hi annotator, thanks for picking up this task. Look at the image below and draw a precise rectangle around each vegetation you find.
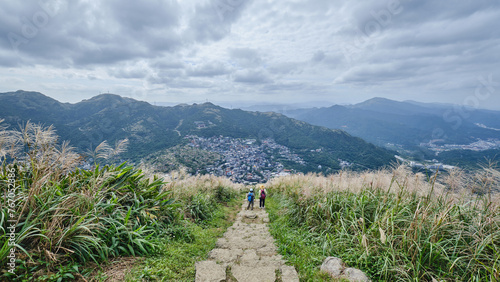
[436,149,500,170]
[124,198,241,280]
[0,121,242,280]
[142,144,223,174]
[2,117,498,281]
[0,91,396,172]
[286,97,500,150]
[266,166,500,281]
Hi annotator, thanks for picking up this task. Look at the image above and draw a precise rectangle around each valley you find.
[276,97,500,170]
[0,91,396,176]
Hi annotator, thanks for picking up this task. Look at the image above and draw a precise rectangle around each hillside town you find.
[395,155,457,171]
[186,136,305,184]
[421,138,500,154]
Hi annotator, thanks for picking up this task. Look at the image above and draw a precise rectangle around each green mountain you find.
[0,90,396,172]
[284,97,500,149]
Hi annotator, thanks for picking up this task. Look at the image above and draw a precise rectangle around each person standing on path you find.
[258,184,267,209]
[246,188,255,210]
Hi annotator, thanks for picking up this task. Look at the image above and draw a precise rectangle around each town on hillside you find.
[186,136,305,184]
[420,138,500,154]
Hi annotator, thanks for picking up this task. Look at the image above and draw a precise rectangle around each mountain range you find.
[0,91,396,173]
[265,97,500,169]
[280,97,500,149]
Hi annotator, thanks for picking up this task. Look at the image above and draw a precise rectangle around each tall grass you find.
[266,166,500,281]
[0,121,241,280]
[157,167,245,199]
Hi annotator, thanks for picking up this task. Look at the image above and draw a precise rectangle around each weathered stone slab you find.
[256,244,278,256]
[281,265,300,282]
[239,249,259,266]
[208,248,243,263]
[320,256,344,277]
[231,265,276,282]
[196,200,300,282]
[320,256,371,282]
[195,261,226,282]
[342,267,371,282]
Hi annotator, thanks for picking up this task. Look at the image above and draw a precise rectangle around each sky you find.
[1,0,499,110]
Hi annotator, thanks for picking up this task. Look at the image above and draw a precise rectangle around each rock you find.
[245,213,257,219]
[281,265,300,282]
[215,238,229,248]
[239,249,259,266]
[320,256,344,277]
[195,261,226,282]
[195,200,300,282]
[257,255,283,268]
[320,257,371,282]
[208,248,243,263]
[231,265,276,282]
[256,244,278,256]
[342,267,371,282]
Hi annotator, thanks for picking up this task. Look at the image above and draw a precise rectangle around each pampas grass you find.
[267,166,500,281]
[0,122,240,280]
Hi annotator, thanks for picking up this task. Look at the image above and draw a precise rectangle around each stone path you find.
[195,201,300,282]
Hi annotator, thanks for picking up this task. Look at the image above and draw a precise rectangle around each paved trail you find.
[195,201,300,282]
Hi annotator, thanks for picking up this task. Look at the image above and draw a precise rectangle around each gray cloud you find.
[148,68,185,85]
[107,0,180,32]
[0,0,250,68]
[150,58,185,70]
[108,67,149,79]
[311,51,326,63]
[186,0,252,43]
[228,47,263,67]
[0,0,499,109]
[187,61,231,77]
[268,62,302,75]
[168,79,214,89]
[0,1,181,66]
[233,69,272,84]
[261,82,306,92]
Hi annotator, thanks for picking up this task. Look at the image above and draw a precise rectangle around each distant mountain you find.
[350,97,440,116]
[284,97,500,149]
[240,102,331,113]
[403,100,457,110]
[0,91,396,172]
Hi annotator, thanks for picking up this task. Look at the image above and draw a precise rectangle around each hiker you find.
[258,184,267,209]
[246,188,255,210]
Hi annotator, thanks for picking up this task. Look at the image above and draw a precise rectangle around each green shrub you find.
[187,194,217,223]
[214,185,237,203]
[0,122,242,280]
[162,223,195,243]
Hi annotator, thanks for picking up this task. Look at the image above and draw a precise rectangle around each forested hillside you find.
[0,91,396,172]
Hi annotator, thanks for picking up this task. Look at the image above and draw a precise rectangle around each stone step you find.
[231,265,276,282]
[208,248,243,264]
[195,261,226,282]
[280,265,300,282]
[195,200,300,282]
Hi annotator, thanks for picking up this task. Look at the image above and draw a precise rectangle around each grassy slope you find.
[123,200,240,281]
[267,197,336,281]
[3,121,498,281]
[266,168,500,281]
[0,121,245,281]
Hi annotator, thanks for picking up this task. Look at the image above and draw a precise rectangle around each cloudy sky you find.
[1,0,499,109]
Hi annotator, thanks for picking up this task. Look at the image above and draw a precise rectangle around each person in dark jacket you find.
[246,188,255,210]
